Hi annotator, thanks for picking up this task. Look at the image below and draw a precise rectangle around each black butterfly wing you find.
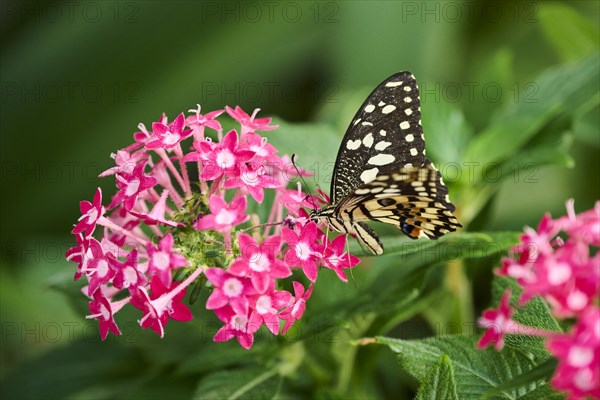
[330,71,426,204]
[336,163,461,239]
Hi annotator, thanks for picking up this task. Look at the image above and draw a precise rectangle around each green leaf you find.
[539,4,600,61]
[176,342,271,376]
[266,119,342,190]
[483,358,558,399]
[492,277,562,361]
[517,384,565,400]
[465,54,600,168]
[484,132,575,184]
[353,231,520,260]
[573,103,600,146]
[194,368,282,400]
[377,335,545,399]
[415,355,459,400]
[423,99,472,165]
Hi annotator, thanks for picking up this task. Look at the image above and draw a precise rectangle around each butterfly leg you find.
[353,222,384,255]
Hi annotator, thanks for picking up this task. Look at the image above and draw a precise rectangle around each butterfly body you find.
[310,71,461,255]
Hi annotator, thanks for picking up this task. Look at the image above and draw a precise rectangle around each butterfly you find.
[309,71,461,255]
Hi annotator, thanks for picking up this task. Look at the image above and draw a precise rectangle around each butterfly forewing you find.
[331,71,426,204]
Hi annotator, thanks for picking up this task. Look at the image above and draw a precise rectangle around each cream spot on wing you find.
[385,81,403,87]
[410,148,418,156]
[346,139,361,150]
[368,154,395,166]
[404,108,412,116]
[405,134,414,142]
[379,129,387,136]
[362,133,374,148]
[382,105,396,114]
[400,121,410,130]
[364,104,375,113]
[375,141,392,150]
[360,167,379,183]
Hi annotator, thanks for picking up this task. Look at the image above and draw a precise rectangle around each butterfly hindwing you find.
[336,163,461,240]
[330,71,426,204]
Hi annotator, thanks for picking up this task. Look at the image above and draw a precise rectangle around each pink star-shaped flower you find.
[226,106,278,136]
[477,289,517,350]
[146,113,192,150]
[205,267,255,315]
[109,161,157,210]
[557,199,600,246]
[66,234,91,281]
[248,287,292,335]
[195,195,249,233]
[279,281,314,334]
[223,163,281,204]
[229,234,291,293]
[183,129,254,181]
[85,238,116,296]
[131,275,193,338]
[242,132,280,163]
[110,249,147,293]
[146,234,187,287]
[72,188,104,237]
[99,150,147,178]
[547,307,600,400]
[186,105,224,140]
[129,189,180,227]
[279,183,320,216]
[282,222,322,282]
[213,306,259,350]
[87,290,122,340]
[322,235,360,282]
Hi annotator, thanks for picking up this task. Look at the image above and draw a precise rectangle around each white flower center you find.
[216,149,235,168]
[223,277,243,297]
[256,295,273,314]
[123,266,138,287]
[292,299,305,318]
[547,262,571,285]
[250,144,267,157]
[295,242,311,261]
[567,290,588,311]
[86,208,99,223]
[568,345,594,367]
[328,255,341,267]
[249,252,269,272]
[574,368,594,390]
[97,259,109,277]
[153,251,170,270]
[163,131,180,145]
[241,170,259,186]
[231,314,248,331]
[125,179,140,196]
[215,209,237,225]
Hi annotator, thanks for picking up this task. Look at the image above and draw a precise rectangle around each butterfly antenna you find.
[291,154,319,211]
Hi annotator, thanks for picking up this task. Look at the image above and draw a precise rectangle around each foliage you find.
[2,1,599,399]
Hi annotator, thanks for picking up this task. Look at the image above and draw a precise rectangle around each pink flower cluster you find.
[478,200,600,399]
[66,105,360,348]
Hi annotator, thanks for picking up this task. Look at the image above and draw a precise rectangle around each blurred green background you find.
[1,1,598,399]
